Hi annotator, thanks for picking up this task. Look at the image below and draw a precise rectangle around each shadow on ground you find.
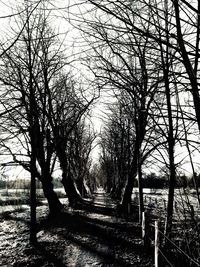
[37,207,153,267]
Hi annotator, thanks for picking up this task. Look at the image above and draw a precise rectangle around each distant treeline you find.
[0,174,199,189]
[0,178,62,189]
[140,173,200,189]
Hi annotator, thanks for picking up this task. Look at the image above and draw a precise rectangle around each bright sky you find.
[0,0,199,178]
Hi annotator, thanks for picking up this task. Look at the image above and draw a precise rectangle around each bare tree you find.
[0,1,66,223]
[75,2,164,218]
[99,98,135,200]
[65,119,95,197]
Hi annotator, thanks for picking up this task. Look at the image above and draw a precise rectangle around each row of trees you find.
[0,0,97,242]
[67,0,200,236]
[1,0,200,243]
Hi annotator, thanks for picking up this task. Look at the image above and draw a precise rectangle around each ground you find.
[0,190,153,267]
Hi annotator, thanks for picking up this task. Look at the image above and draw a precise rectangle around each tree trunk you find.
[121,156,138,213]
[28,9,37,244]
[173,0,200,133]
[76,179,88,197]
[61,172,82,206]
[41,179,63,215]
[162,0,176,237]
[165,152,176,236]
[30,158,37,244]
[138,159,144,223]
[121,124,143,215]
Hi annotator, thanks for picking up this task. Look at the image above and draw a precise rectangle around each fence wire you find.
[147,220,200,267]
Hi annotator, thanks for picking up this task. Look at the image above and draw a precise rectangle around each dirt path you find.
[0,191,153,267]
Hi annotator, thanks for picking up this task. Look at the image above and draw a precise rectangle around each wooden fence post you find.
[155,221,159,267]
[142,211,145,240]
[142,211,150,249]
